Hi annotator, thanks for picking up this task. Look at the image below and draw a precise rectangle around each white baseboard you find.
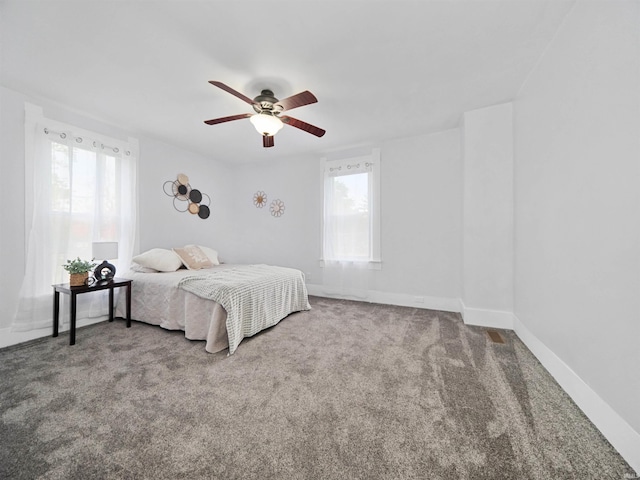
[460,301,515,329]
[514,315,640,473]
[0,327,51,349]
[305,284,461,313]
[0,315,109,350]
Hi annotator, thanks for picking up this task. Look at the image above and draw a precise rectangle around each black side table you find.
[52,277,132,345]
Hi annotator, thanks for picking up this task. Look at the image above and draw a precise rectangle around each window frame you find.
[320,148,381,269]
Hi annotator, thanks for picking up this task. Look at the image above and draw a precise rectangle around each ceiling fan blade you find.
[263,135,274,148]
[204,113,251,125]
[275,91,318,111]
[208,81,256,106]
[280,116,326,137]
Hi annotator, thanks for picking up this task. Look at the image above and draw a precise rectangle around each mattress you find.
[115,264,309,353]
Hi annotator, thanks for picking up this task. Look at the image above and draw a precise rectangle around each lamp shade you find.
[92,242,118,260]
[249,113,284,136]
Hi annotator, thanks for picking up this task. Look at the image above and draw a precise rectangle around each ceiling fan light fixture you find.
[205,82,325,147]
[250,112,284,136]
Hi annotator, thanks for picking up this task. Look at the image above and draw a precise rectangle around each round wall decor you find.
[163,173,211,220]
[270,199,285,217]
[253,191,267,208]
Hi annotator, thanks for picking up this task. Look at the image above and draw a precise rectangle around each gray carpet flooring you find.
[0,296,633,479]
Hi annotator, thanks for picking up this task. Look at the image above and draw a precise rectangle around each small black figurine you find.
[94,260,116,283]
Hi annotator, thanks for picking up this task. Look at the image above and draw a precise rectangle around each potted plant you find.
[63,257,97,287]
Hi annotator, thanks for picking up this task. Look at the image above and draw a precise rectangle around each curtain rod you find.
[43,127,131,155]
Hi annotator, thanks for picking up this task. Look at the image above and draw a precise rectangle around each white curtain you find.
[12,104,138,332]
[322,260,372,298]
[321,152,382,297]
[323,160,373,262]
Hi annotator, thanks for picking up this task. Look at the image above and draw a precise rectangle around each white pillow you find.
[132,248,182,272]
[186,245,220,265]
[129,262,158,273]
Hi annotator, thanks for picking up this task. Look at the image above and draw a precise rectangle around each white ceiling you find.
[1,0,575,163]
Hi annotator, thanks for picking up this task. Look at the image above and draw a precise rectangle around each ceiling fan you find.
[204,81,326,148]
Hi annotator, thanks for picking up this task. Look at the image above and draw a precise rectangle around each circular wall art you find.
[190,189,203,204]
[270,199,285,217]
[253,191,267,208]
[163,173,211,220]
[198,204,210,219]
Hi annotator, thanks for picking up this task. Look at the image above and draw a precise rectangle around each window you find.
[322,149,381,267]
[12,104,138,332]
[50,139,121,279]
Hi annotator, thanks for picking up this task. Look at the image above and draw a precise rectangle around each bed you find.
[115,259,310,354]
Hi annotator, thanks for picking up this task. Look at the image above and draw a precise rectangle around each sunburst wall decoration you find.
[163,173,211,219]
[252,190,285,218]
[253,191,267,208]
[270,199,285,217]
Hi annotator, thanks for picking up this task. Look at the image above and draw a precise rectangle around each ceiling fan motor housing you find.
[252,89,283,114]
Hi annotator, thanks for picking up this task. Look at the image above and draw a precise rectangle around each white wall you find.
[514,0,640,467]
[224,150,322,271]
[225,129,462,310]
[376,130,461,304]
[0,87,28,333]
[0,85,233,336]
[461,103,514,328]
[136,137,234,256]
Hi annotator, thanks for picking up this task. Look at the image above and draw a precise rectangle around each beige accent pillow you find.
[173,245,214,270]
[186,245,220,265]
[132,248,182,272]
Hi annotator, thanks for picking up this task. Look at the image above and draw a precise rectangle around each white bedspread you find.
[178,264,310,354]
